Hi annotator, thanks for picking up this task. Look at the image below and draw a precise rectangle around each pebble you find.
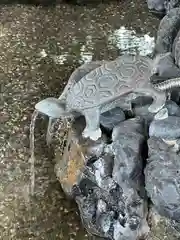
[165,100,180,117]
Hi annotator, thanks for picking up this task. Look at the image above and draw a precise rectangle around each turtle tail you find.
[152,77,180,91]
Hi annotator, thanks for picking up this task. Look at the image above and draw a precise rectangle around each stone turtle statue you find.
[46,60,108,143]
[35,54,166,141]
[58,60,108,103]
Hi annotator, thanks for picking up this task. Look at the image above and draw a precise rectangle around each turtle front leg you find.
[82,108,102,141]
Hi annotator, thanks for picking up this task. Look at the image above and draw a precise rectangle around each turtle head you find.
[35,97,69,119]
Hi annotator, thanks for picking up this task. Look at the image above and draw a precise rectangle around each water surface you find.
[0,2,159,239]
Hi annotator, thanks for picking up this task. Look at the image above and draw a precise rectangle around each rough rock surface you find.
[55,116,106,197]
[56,115,149,239]
[147,0,180,16]
[133,98,180,126]
[149,115,180,139]
[100,107,125,131]
[145,137,180,221]
[154,8,180,54]
[165,100,180,116]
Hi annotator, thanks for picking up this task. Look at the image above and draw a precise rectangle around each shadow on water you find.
[0,1,160,239]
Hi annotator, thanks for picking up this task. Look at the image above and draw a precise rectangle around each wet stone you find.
[145,137,180,221]
[54,116,106,197]
[133,98,180,127]
[171,89,180,105]
[70,118,149,239]
[154,8,180,54]
[109,118,145,190]
[100,107,125,131]
[149,115,180,139]
[111,117,145,142]
[165,100,180,117]
[132,96,155,125]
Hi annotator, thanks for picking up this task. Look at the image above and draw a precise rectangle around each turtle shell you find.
[58,60,106,101]
[66,55,152,111]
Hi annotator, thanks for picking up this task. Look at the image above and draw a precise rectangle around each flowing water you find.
[0,1,160,239]
[46,117,56,145]
[29,110,39,195]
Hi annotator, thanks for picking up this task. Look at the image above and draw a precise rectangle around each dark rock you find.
[165,100,180,116]
[147,0,166,14]
[147,0,180,16]
[75,194,105,237]
[149,115,180,139]
[133,99,180,126]
[111,118,145,142]
[100,107,125,131]
[109,118,146,194]
[171,89,180,104]
[172,23,180,67]
[152,52,180,78]
[154,8,180,55]
[54,116,106,197]
[132,97,155,126]
[86,154,114,188]
[145,137,180,221]
[147,136,174,156]
[68,118,149,239]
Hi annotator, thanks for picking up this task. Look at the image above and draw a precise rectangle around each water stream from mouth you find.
[46,117,57,146]
[29,109,39,196]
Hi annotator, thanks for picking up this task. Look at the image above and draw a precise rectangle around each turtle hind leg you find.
[147,89,167,113]
[82,108,101,141]
[137,88,167,113]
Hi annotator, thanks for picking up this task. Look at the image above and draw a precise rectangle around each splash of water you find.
[29,109,39,196]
